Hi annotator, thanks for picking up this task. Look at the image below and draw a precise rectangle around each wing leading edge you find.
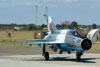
[23,40,64,47]
[26,39,48,41]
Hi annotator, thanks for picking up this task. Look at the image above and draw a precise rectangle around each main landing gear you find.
[76,52,83,62]
[42,44,83,62]
[43,44,49,61]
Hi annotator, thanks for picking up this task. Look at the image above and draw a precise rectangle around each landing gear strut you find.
[76,52,82,62]
[42,44,49,61]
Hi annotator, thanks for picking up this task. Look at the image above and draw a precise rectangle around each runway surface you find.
[0,47,100,67]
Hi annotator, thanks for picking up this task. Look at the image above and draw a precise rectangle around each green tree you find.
[41,24,47,29]
[56,24,61,29]
[28,24,36,30]
[92,24,97,29]
[36,25,42,30]
[61,23,66,29]
[70,21,78,29]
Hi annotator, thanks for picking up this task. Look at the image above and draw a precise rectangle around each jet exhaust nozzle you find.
[81,39,92,50]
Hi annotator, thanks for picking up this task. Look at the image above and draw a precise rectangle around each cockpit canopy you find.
[67,30,81,37]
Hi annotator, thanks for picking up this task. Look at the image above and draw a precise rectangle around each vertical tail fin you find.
[48,16,57,33]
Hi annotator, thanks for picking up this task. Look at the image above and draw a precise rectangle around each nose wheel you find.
[43,44,49,61]
[76,52,82,62]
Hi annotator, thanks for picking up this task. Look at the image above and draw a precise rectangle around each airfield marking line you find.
[0,52,22,56]
[0,53,8,54]
[8,54,22,56]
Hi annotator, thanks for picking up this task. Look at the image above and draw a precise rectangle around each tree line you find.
[0,22,99,31]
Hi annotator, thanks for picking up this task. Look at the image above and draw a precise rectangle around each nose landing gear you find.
[76,52,83,62]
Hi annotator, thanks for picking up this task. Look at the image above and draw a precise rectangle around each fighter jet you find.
[24,15,92,62]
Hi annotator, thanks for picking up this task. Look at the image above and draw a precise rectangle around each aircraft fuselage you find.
[45,29,92,54]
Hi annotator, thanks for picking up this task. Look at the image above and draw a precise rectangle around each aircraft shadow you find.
[24,57,98,63]
[50,57,97,63]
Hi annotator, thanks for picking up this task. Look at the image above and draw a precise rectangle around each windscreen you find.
[68,30,86,39]
[71,31,81,37]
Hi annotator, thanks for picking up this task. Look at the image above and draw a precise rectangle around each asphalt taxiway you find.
[0,47,100,67]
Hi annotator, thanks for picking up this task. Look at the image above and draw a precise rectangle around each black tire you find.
[44,52,49,61]
[76,53,81,62]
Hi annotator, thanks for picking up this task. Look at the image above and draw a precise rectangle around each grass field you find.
[0,31,100,51]
[0,31,34,47]
[90,43,100,51]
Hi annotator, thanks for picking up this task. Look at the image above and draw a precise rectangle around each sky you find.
[0,0,100,25]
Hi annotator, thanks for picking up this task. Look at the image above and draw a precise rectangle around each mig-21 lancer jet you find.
[24,15,92,62]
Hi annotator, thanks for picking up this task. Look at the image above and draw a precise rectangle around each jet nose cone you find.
[81,39,92,50]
